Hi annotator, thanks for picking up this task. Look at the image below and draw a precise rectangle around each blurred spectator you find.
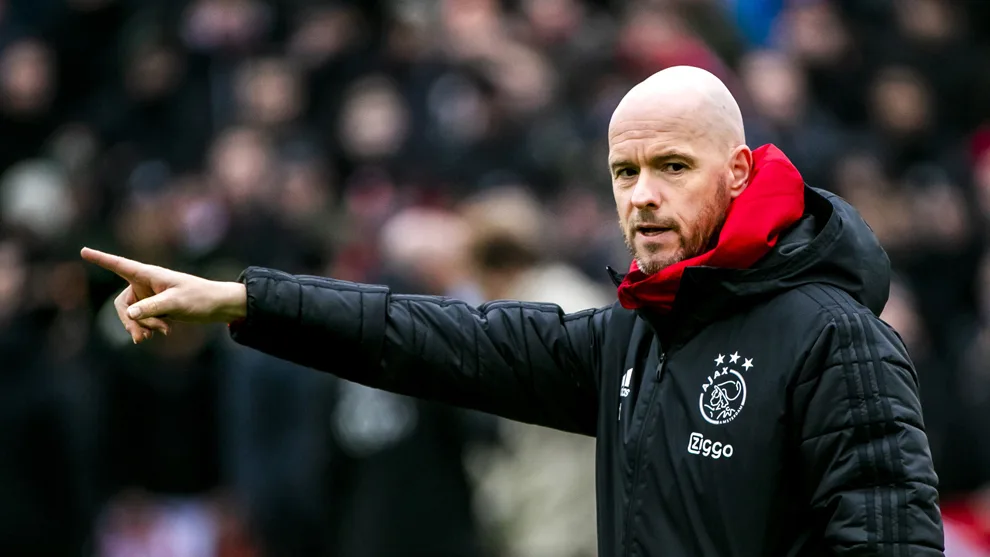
[378,206,479,299]
[776,0,867,125]
[0,237,95,557]
[0,38,60,170]
[460,187,608,557]
[616,2,731,83]
[0,158,74,242]
[0,38,54,116]
[739,48,843,188]
[234,57,305,130]
[867,66,940,171]
[973,127,990,225]
[462,186,610,310]
[286,4,362,71]
[180,0,272,55]
[211,203,496,557]
[336,75,410,164]
[95,490,257,557]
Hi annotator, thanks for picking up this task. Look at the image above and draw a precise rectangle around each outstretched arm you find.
[81,248,608,435]
[228,267,607,433]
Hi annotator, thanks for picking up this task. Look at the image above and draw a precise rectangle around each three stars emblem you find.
[715,352,754,371]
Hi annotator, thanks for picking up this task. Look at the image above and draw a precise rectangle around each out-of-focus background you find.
[1,0,989,555]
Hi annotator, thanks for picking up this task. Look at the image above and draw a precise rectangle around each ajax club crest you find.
[700,352,753,425]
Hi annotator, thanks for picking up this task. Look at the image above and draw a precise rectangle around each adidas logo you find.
[620,368,633,398]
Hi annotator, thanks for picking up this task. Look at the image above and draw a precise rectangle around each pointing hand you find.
[80,247,247,344]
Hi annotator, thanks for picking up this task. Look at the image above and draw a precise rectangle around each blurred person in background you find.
[460,186,608,557]
[462,186,610,310]
[88,13,213,174]
[737,48,844,189]
[0,38,60,171]
[0,236,95,557]
[932,252,990,555]
[881,278,986,501]
[84,66,943,556]
[0,156,97,555]
[776,0,865,125]
[221,207,495,557]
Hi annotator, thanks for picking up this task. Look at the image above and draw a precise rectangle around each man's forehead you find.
[607,113,708,155]
[609,114,696,137]
[607,67,745,153]
[609,95,705,136]
[611,91,699,122]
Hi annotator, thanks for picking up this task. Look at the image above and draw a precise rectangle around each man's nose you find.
[630,174,661,209]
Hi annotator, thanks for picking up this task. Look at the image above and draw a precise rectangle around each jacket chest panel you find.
[609,324,797,530]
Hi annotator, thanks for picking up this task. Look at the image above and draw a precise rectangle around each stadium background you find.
[1,0,989,555]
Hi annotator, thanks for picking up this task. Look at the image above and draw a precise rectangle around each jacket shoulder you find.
[782,283,914,383]
[768,283,892,335]
[753,282,909,368]
[790,284,905,351]
[789,283,878,318]
[597,301,644,341]
[739,284,864,339]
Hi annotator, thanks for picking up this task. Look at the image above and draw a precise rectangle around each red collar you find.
[617,144,806,312]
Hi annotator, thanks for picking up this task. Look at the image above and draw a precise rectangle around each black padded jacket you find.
[230,187,944,556]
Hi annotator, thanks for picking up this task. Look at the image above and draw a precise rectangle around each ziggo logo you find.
[687,432,733,459]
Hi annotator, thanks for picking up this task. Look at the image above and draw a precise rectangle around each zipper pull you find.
[656,353,666,381]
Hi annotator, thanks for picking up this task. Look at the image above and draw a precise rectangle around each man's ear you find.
[727,145,753,199]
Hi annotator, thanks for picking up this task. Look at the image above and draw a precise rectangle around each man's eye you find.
[616,168,638,178]
[665,163,687,173]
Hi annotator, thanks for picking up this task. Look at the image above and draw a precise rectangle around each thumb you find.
[127,292,176,320]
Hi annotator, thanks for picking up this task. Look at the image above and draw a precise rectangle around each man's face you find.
[610,122,733,275]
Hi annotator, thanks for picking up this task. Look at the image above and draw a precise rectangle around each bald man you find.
[83,66,944,556]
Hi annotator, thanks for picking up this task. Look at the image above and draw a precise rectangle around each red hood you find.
[616,144,806,312]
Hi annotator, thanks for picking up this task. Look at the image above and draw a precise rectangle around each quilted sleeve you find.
[793,308,945,556]
[228,266,608,435]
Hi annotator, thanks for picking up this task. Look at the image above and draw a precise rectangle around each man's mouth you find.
[636,225,671,237]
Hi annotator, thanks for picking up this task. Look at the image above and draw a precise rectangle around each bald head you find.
[610,66,745,150]
[609,66,753,276]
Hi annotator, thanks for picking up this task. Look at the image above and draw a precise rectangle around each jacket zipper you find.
[622,349,666,557]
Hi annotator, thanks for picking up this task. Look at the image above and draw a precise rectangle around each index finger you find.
[80,247,146,281]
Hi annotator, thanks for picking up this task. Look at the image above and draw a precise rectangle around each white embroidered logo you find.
[687,432,733,459]
[700,352,753,425]
[620,368,633,398]
[618,368,634,421]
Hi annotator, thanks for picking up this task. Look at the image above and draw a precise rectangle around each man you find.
[82,66,945,556]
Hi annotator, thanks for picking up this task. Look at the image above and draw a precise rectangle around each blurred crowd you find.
[2,0,990,555]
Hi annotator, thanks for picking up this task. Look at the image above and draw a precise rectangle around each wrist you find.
[218,281,247,323]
